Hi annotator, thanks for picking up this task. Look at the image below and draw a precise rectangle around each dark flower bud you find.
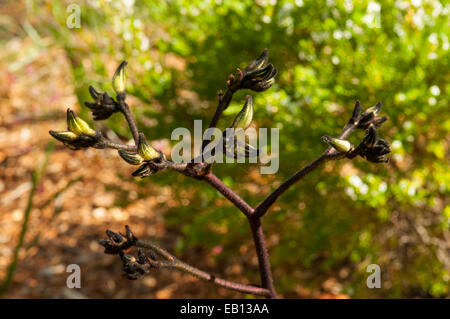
[131,164,158,178]
[106,229,125,244]
[357,102,387,130]
[120,252,137,264]
[124,225,137,243]
[356,125,391,163]
[373,116,388,128]
[244,48,269,73]
[350,100,361,124]
[361,125,378,148]
[241,63,277,92]
[100,228,135,254]
[228,49,277,92]
[137,248,149,265]
[365,153,390,163]
[84,86,118,120]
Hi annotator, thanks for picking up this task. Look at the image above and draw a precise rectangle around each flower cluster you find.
[99,226,137,255]
[118,133,165,177]
[99,226,156,280]
[358,125,391,163]
[356,101,388,130]
[49,109,99,149]
[84,86,119,120]
[120,249,153,280]
[322,101,391,163]
[227,49,277,92]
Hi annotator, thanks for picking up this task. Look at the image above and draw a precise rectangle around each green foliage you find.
[32,0,449,297]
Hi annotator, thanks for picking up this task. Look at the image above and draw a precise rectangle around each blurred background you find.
[0,0,448,298]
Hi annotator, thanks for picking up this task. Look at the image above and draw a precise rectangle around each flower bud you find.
[357,102,385,129]
[112,60,127,94]
[49,130,79,143]
[85,86,118,120]
[242,64,277,92]
[232,95,254,130]
[66,109,96,137]
[364,102,382,116]
[245,49,268,72]
[131,164,154,177]
[137,133,161,161]
[118,150,144,165]
[362,125,378,148]
[322,136,353,153]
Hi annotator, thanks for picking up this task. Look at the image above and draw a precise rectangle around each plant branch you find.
[253,104,362,219]
[202,173,276,298]
[101,138,137,152]
[100,228,270,297]
[203,173,254,217]
[253,152,345,219]
[147,252,270,296]
[117,94,139,145]
[201,89,234,152]
[248,218,277,298]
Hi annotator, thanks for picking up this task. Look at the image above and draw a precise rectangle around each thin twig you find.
[248,218,277,298]
[201,173,276,298]
[201,89,234,152]
[101,138,137,152]
[158,260,270,296]
[117,95,139,145]
[103,231,271,297]
[203,173,254,216]
[252,106,361,219]
[253,152,345,219]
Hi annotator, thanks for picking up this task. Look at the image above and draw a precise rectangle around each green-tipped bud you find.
[232,95,254,130]
[118,150,144,165]
[66,109,96,137]
[112,61,127,94]
[137,133,161,161]
[322,136,353,153]
[49,130,79,143]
